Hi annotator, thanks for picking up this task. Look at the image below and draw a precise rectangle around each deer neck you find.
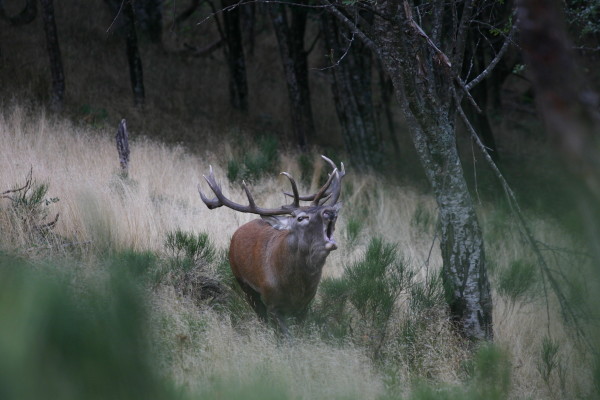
[285,234,329,274]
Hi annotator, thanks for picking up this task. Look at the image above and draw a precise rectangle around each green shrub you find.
[227,159,241,182]
[411,345,510,400]
[1,170,60,247]
[161,230,230,308]
[110,249,158,281]
[314,238,414,356]
[497,260,537,303]
[345,217,362,245]
[537,335,564,392]
[0,252,173,400]
[411,203,435,233]
[409,272,445,312]
[164,229,215,271]
[298,153,313,184]
[2,170,59,228]
[226,135,279,183]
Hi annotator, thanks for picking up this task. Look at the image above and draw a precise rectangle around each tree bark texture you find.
[364,0,494,340]
[517,0,600,263]
[123,0,145,107]
[115,119,130,177]
[321,12,383,169]
[222,0,249,112]
[40,0,65,111]
[269,2,314,149]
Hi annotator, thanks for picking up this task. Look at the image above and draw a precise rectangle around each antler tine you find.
[312,168,337,206]
[198,165,223,209]
[326,161,346,205]
[280,172,300,208]
[282,156,346,204]
[320,155,337,170]
[241,180,256,208]
[198,166,293,216]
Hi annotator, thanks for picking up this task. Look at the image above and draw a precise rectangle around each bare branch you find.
[466,24,516,91]
[1,168,33,199]
[320,0,380,59]
[452,86,594,351]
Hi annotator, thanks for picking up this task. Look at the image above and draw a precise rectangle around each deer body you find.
[199,156,345,334]
[229,214,335,322]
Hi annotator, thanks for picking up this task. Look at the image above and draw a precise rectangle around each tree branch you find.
[320,0,380,59]
[452,86,594,351]
[465,24,516,91]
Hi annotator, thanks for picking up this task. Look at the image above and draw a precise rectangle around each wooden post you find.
[115,119,130,177]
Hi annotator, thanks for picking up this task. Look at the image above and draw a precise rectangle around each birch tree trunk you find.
[324,0,495,340]
[374,2,493,341]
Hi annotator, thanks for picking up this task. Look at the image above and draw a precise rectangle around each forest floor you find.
[1,105,597,399]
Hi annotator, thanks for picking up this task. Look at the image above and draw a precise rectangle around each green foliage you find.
[537,336,564,389]
[567,0,600,37]
[0,252,173,400]
[198,374,290,400]
[227,159,241,182]
[111,249,158,281]
[411,203,435,234]
[411,345,510,400]
[345,217,362,245]
[496,260,537,303]
[314,238,414,355]
[77,104,108,127]
[164,229,215,271]
[469,345,511,400]
[227,135,279,183]
[409,272,445,312]
[1,170,60,246]
[298,152,313,184]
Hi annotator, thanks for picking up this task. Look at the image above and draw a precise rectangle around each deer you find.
[198,156,345,335]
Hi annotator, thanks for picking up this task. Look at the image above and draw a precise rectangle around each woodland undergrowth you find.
[0,105,597,399]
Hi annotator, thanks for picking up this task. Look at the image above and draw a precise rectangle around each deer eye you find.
[297,216,308,222]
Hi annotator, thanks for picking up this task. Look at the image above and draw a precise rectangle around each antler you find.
[284,155,346,206]
[198,166,300,216]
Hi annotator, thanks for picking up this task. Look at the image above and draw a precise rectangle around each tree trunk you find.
[321,12,383,169]
[40,0,65,112]
[369,1,493,340]
[222,0,248,112]
[133,0,162,43]
[378,64,401,158]
[269,2,314,149]
[123,0,145,107]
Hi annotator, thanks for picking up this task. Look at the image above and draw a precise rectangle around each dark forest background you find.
[2,0,597,191]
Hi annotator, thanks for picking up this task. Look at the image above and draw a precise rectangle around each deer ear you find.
[261,215,291,230]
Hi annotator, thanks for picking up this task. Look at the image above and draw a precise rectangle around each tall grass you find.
[1,105,596,398]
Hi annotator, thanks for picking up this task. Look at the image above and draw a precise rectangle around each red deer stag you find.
[198,156,345,334]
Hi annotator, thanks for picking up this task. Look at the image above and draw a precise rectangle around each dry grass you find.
[0,105,595,399]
